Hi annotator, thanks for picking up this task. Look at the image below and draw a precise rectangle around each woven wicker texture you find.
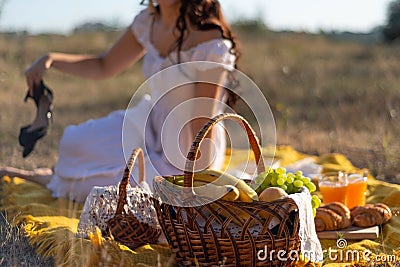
[106,148,161,250]
[154,113,300,266]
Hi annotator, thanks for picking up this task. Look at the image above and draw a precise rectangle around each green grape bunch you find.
[252,167,321,216]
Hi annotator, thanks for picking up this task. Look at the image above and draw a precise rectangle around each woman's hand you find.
[25,54,52,96]
[23,26,144,95]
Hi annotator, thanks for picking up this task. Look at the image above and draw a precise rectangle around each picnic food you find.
[253,167,321,216]
[193,182,240,201]
[323,202,351,228]
[351,203,392,227]
[319,172,347,205]
[258,187,288,202]
[196,169,259,201]
[346,173,368,209]
[315,208,342,231]
[166,169,258,202]
[254,168,316,194]
[315,202,351,231]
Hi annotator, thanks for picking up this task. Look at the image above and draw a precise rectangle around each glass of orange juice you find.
[345,173,367,210]
[319,172,348,205]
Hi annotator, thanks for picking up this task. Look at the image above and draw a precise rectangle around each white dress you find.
[47,9,236,202]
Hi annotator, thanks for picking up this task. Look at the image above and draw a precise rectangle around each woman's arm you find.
[191,67,228,169]
[25,26,145,93]
[191,67,227,134]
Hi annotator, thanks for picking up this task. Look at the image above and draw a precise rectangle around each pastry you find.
[315,207,343,232]
[323,202,351,229]
[314,202,351,231]
[351,203,392,227]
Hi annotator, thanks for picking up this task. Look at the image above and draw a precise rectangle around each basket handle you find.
[183,113,265,191]
[115,147,146,215]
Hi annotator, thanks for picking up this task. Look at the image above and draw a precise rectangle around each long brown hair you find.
[175,0,239,62]
[148,0,240,107]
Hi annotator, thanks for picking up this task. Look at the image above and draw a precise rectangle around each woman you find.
[1,0,239,202]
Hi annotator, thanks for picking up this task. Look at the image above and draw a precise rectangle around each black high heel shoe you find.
[19,81,54,158]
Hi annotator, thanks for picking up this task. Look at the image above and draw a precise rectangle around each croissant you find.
[315,207,342,232]
[323,202,351,229]
[351,203,392,227]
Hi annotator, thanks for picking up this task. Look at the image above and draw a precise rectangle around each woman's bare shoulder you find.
[187,29,222,48]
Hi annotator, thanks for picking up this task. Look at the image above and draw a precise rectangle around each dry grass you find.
[0,212,53,266]
[1,29,400,181]
[235,30,400,181]
[0,31,144,170]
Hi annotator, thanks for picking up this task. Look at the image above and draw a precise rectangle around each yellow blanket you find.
[1,145,399,266]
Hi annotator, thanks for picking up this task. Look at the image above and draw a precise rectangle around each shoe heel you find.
[20,80,54,158]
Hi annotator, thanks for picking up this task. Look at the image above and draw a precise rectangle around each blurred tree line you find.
[68,0,400,44]
[383,0,400,42]
[2,0,400,43]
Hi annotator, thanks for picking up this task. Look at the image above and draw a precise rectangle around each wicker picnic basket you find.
[105,147,162,249]
[153,113,301,267]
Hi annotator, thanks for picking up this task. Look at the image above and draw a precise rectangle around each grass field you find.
[0,212,54,266]
[0,27,399,266]
[1,28,399,181]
